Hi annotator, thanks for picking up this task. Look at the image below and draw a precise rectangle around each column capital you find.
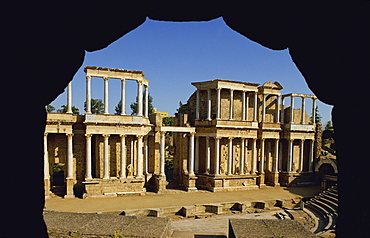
[215,136,222,140]
[137,80,143,86]
[216,87,221,91]
[85,134,92,139]
[228,136,234,140]
[120,78,126,82]
[66,133,74,138]
[260,138,265,142]
[102,134,110,138]
[44,132,48,137]
[120,134,127,139]
[86,75,91,80]
[137,135,144,140]
[189,132,196,137]
[103,76,109,82]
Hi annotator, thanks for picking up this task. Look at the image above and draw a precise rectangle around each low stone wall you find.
[83,178,145,197]
[196,174,259,192]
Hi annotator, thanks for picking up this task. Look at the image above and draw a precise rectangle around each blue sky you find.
[50,17,332,124]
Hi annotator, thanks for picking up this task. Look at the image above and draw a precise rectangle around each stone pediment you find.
[260,81,283,90]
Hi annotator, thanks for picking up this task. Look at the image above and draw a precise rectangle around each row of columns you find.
[196,89,259,121]
[84,76,149,116]
[281,95,317,124]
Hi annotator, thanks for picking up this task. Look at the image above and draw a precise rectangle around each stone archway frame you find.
[314,158,338,174]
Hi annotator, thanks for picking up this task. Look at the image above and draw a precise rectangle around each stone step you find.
[171,231,227,238]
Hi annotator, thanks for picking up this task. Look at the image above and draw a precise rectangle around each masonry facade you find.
[44,66,320,198]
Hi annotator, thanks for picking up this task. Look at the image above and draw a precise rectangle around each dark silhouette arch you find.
[2,1,369,237]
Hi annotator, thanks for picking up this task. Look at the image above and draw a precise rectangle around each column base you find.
[65,178,75,198]
[44,178,51,198]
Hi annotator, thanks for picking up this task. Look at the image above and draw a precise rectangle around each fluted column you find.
[85,134,92,180]
[229,89,234,120]
[205,137,211,173]
[120,78,126,115]
[136,135,143,178]
[299,139,305,172]
[260,139,265,173]
[301,97,305,124]
[195,136,199,173]
[144,85,149,117]
[261,94,266,122]
[103,77,109,114]
[214,137,221,175]
[188,132,195,176]
[160,132,165,176]
[207,89,211,120]
[276,95,281,123]
[251,138,257,174]
[290,96,294,123]
[103,134,110,179]
[216,88,221,119]
[66,133,74,179]
[273,139,279,172]
[287,139,294,172]
[119,135,126,178]
[240,138,245,175]
[242,91,246,121]
[253,92,258,121]
[44,133,50,179]
[312,97,317,123]
[86,75,91,114]
[228,137,233,175]
[309,139,315,172]
[67,81,72,114]
[196,90,200,120]
[137,81,143,116]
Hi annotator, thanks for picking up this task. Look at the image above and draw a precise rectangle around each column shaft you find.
[290,96,294,123]
[207,89,211,120]
[214,137,220,175]
[66,133,74,178]
[196,90,200,120]
[104,77,109,114]
[276,95,281,123]
[228,137,233,175]
[240,138,245,174]
[299,139,305,172]
[309,139,315,172]
[253,92,258,121]
[242,91,246,121]
[103,134,110,179]
[273,139,279,172]
[44,133,50,179]
[160,132,165,176]
[137,81,143,116]
[216,88,221,119]
[144,85,149,117]
[280,96,285,123]
[245,92,249,121]
[136,135,143,178]
[144,136,149,174]
[188,133,195,176]
[229,89,234,120]
[260,139,265,173]
[67,81,72,114]
[205,137,210,173]
[86,75,91,114]
[252,139,257,174]
[85,134,92,179]
[312,98,317,123]
[120,135,126,178]
[262,94,266,122]
[287,139,294,172]
[120,79,126,115]
[194,136,199,173]
[301,97,306,124]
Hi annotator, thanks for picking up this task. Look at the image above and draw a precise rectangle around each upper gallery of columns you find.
[191,79,259,92]
[84,66,149,86]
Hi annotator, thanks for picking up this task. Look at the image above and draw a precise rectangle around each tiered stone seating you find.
[304,185,338,235]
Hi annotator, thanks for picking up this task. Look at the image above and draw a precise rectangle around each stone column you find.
[137,81,143,116]
[287,139,294,172]
[290,96,294,123]
[261,94,266,122]
[216,88,221,119]
[85,134,92,180]
[309,139,315,172]
[103,77,109,114]
[301,97,305,124]
[43,133,50,179]
[252,138,257,174]
[229,89,234,120]
[160,132,165,176]
[86,75,91,114]
[188,132,195,176]
[196,90,200,120]
[136,135,143,179]
[214,137,221,175]
[273,139,279,172]
[228,137,233,175]
[144,85,149,117]
[195,136,199,173]
[299,139,305,172]
[278,140,283,171]
[67,81,72,114]
[44,133,50,198]
[276,95,281,123]
[103,134,110,179]
[242,91,246,121]
[119,135,126,178]
[120,78,126,115]
[207,89,212,120]
[240,138,245,175]
[260,139,265,173]
[280,96,285,123]
[253,92,258,121]
[205,137,211,173]
[144,136,149,175]
[312,97,317,123]
[245,92,249,121]
[66,133,74,179]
